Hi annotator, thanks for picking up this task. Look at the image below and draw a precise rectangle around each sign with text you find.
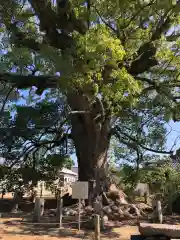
[72,181,88,199]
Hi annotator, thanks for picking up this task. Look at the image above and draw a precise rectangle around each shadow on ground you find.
[2,215,180,239]
[1,220,121,239]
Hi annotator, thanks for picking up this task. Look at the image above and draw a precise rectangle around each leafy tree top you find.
[0,0,179,117]
[0,0,179,179]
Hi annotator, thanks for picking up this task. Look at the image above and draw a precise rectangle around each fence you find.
[19,214,101,240]
[0,195,101,239]
[30,197,101,240]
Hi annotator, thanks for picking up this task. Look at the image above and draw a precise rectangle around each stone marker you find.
[139,223,180,238]
[33,198,45,222]
[152,194,163,223]
[156,200,163,223]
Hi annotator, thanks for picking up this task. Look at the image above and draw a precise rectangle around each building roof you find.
[71,167,78,175]
[59,168,78,176]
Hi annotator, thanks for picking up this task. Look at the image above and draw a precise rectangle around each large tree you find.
[0,0,180,198]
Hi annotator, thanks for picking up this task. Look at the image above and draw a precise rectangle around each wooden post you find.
[56,189,63,228]
[59,198,63,228]
[78,198,81,231]
[95,214,100,240]
[57,197,63,228]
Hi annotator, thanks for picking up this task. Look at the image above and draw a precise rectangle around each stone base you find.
[131,235,170,240]
[144,236,170,240]
[139,223,180,239]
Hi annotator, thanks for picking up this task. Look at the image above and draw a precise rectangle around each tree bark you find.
[68,93,111,204]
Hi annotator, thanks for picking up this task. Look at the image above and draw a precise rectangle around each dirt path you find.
[0,218,140,240]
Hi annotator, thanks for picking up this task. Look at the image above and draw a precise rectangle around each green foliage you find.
[117,164,139,190]
[0,0,179,186]
[0,154,74,192]
[44,154,73,169]
[0,165,9,179]
[0,91,74,188]
[117,156,180,205]
[0,0,179,107]
[75,25,126,62]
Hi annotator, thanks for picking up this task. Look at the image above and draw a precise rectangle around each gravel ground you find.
[1,214,180,240]
[0,217,140,240]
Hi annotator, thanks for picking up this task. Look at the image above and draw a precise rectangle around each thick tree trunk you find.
[68,93,111,204]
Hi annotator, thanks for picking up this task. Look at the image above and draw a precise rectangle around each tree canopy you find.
[0,0,179,188]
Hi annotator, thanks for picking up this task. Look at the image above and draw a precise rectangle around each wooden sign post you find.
[95,214,100,240]
[56,188,63,228]
[72,181,88,231]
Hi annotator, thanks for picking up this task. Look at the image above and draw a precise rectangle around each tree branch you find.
[0,85,15,114]
[128,43,158,75]
[128,1,179,75]
[113,126,173,155]
[10,21,73,51]
[95,7,118,36]
[27,0,87,50]
[166,33,180,42]
[0,73,58,93]
[134,76,156,86]
[9,132,70,169]
[121,0,156,30]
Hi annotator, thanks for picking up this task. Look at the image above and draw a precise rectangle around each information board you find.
[72,181,88,199]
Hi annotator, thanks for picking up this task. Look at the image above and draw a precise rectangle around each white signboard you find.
[72,181,88,199]
[72,181,89,231]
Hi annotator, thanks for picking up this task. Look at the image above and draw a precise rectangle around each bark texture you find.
[68,93,111,202]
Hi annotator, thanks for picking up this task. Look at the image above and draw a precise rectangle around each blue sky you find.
[15,90,180,167]
[165,120,180,152]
